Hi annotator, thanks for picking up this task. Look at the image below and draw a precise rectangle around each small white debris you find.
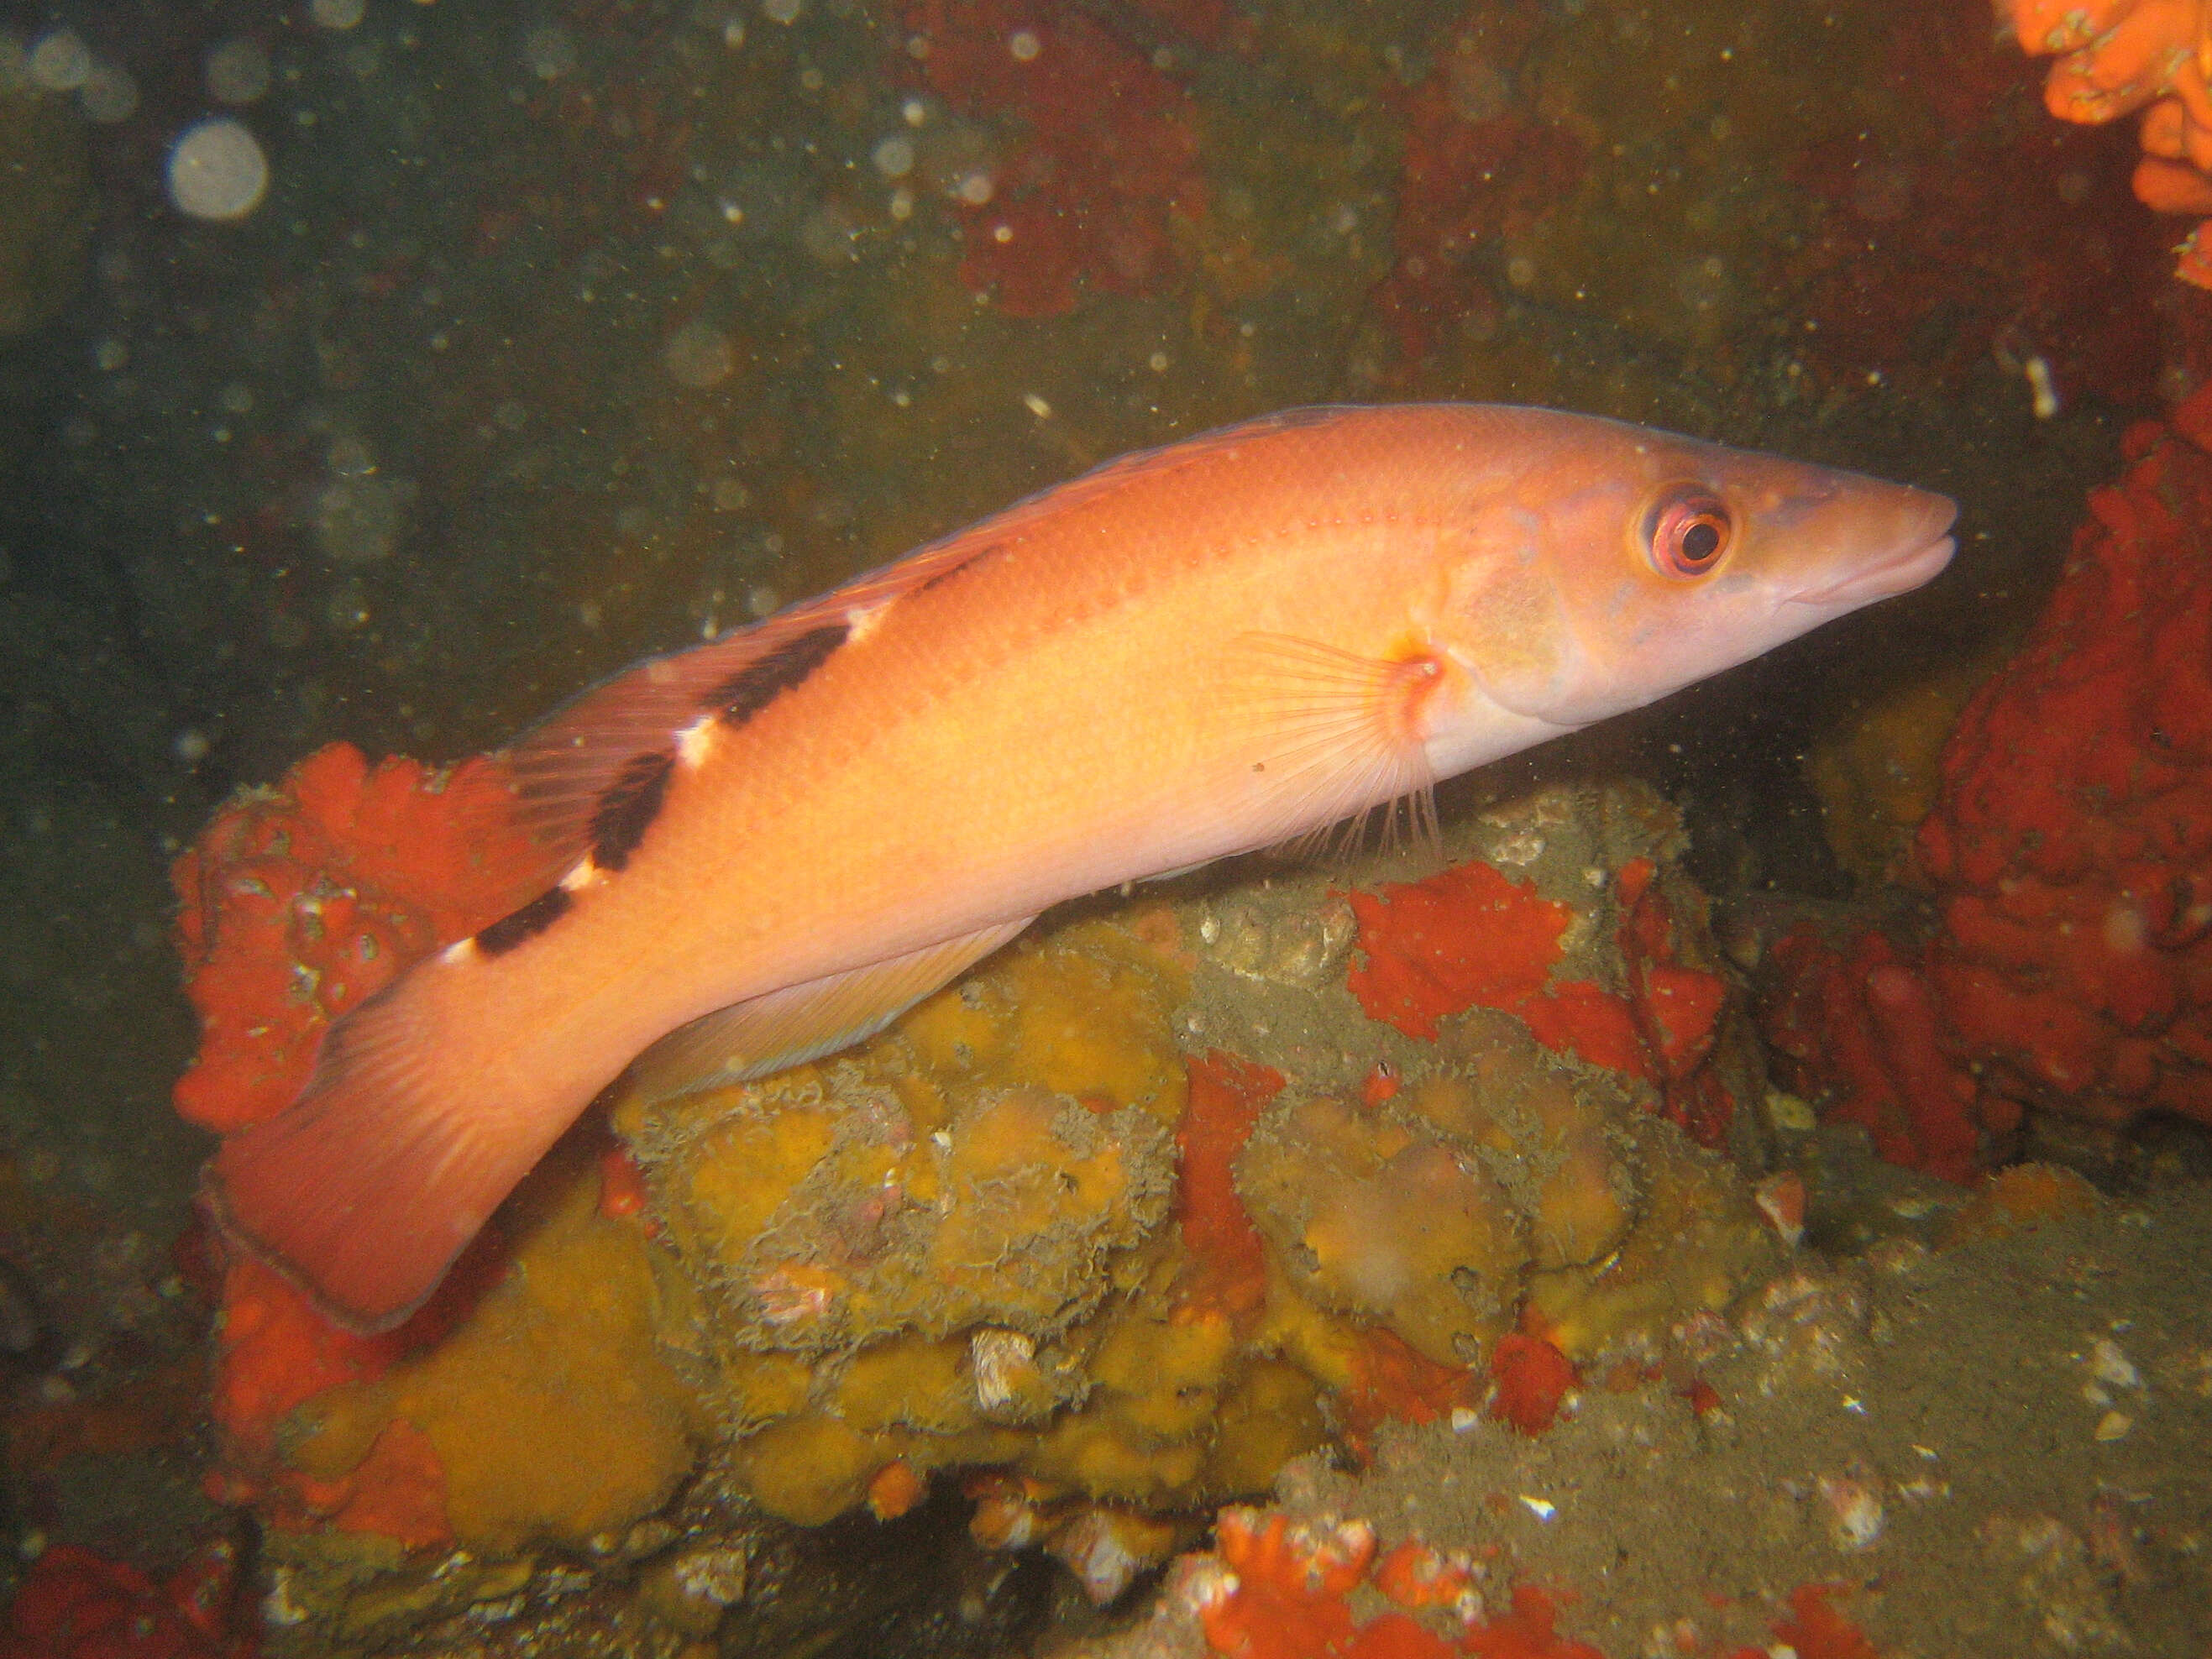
[969,1327,1037,1413]
[1517,1495,1556,1521]
[1817,1474,1884,1550]
[1022,391,1051,419]
[2025,354,2061,420]
[2088,1337,2141,1390]
[1764,1090,1816,1132]
[2094,1410,2134,1442]
[1449,1405,1481,1434]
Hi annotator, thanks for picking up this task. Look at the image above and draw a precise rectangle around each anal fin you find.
[628,918,1036,1102]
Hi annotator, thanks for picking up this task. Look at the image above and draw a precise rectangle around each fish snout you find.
[1786,488,1958,609]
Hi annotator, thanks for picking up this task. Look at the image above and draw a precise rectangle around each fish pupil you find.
[1680,520,1721,563]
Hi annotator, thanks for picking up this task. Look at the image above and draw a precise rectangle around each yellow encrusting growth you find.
[283,1138,700,1552]
[610,835,1786,1531]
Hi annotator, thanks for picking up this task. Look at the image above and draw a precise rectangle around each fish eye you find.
[1643,485,1733,578]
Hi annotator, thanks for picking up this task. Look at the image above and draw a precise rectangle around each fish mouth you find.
[1789,497,1959,607]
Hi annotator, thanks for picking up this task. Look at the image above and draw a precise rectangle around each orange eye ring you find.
[1643,486,1733,578]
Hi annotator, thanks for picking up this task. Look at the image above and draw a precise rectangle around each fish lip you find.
[1788,531,1956,607]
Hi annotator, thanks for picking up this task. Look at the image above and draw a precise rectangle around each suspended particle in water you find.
[522,24,578,80]
[1008,29,1040,60]
[872,135,914,179]
[309,0,366,29]
[326,584,372,632]
[167,118,270,222]
[28,29,90,92]
[206,36,270,104]
[763,0,804,24]
[78,60,138,123]
[663,319,736,388]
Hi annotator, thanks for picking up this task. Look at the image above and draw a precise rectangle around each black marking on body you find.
[590,750,675,872]
[707,622,849,729]
[915,540,1004,599]
[474,886,573,957]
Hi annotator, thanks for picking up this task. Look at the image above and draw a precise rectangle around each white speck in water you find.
[173,729,211,765]
[1022,391,1051,418]
[957,169,994,205]
[902,97,928,126]
[1148,351,1169,372]
[206,36,270,104]
[309,0,367,29]
[1009,28,1041,60]
[166,119,270,222]
[763,0,804,24]
[888,186,914,220]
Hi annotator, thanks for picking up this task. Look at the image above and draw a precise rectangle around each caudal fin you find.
[204,975,561,1332]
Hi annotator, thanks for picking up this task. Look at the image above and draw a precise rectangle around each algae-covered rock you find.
[615,783,1782,1530]
[624,917,1199,1523]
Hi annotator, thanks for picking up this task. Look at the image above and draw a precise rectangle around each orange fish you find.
[207,405,1955,1328]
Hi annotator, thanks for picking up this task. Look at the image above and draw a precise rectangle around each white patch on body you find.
[676,713,719,770]
[844,599,894,643]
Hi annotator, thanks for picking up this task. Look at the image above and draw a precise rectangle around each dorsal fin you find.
[498,543,983,871]
[499,406,1357,872]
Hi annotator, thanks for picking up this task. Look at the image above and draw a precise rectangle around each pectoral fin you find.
[1228,631,1441,863]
